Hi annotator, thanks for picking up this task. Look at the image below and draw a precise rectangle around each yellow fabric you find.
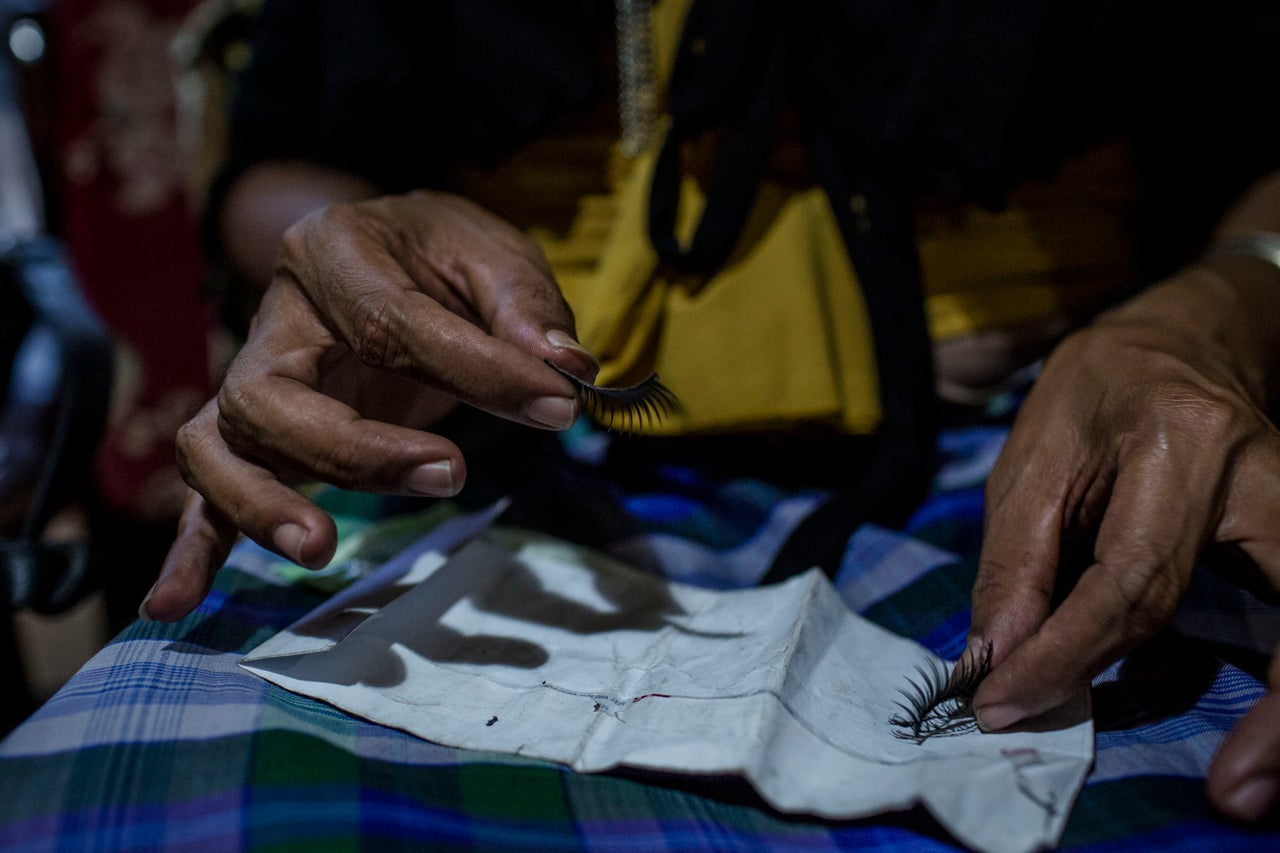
[537,2,1134,436]
[549,0,888,436]
[557,151,881,435]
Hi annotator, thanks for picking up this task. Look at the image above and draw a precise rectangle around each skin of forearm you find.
[219,160,382,293]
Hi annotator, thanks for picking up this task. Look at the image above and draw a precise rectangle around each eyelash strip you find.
[546,360,680,433]
[889,641,994,744]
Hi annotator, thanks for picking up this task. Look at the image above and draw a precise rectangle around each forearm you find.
[219,160,382,293]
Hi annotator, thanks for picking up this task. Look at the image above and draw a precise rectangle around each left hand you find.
[1209,639,1280,821]
[968,261,1280,821]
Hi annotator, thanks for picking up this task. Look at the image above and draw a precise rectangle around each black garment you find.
[219,0,1280,274]
[213,0,611,211]
[212,0,1280,574]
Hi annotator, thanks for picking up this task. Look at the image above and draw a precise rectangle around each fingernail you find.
[527,396,576,430]
[406,460,455,496]
[137,587,156,622]
[546,330,599,369]
[1226,776,1280,822]
[975,703,1026,732]
[273,522,309,564]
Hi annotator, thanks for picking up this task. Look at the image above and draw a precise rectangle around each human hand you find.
[142,191,598,622]
[1208,639,1280,821]
[968,261,1280,820]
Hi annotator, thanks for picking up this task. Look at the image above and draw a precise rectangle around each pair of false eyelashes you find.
[550,358,992,745]
[547,361,679,433]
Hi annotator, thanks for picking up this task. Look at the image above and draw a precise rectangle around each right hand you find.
[143,191,598,621]
[967,261,1280,819]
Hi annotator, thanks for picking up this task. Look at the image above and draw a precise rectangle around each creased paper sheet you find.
[242,524,1092,853]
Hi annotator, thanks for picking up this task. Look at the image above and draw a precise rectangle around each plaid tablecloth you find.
[2,423,1276,851]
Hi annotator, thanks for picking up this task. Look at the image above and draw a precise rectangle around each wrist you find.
[1099,259,1280,410]
[1195,250,1280,410]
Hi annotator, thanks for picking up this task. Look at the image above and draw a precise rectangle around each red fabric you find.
[52,0,214,520]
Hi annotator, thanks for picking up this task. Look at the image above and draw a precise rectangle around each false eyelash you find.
[889,641,993,744]
[546,360,679,433]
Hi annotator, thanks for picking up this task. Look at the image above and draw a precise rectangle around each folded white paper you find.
[242,524,1092,853]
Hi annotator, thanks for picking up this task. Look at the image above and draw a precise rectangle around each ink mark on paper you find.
[1003,747,1059,826]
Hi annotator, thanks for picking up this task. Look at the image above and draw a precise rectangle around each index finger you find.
[973,444,1215,730]
[969,424,1079,667]
[279,212,588,429]
[392,194,600,379]
[1208,641,1280,821]
[142,489,239,622]
[304,196,598,377]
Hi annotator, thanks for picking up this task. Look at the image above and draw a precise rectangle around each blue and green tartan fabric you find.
[1,424,1276,851]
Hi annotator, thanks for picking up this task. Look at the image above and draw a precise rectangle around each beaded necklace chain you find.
[615,0,657,158]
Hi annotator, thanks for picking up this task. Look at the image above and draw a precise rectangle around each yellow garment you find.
[537,2,1133,436]
[544,149,1134,434]
[556,150,881,435]
[547,0,885,435]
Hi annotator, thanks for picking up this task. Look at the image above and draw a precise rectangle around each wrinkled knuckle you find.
[486,255,534,293]
[1197,395,1251,442]
[1198,389,1238,422]
[971,570,1009,599]
[278,218,309,262]
[973,565,1053,609]
[530,265,571,309]
[969,572,1008,606]
[311,200,361,233]
[173,418,211,482]
[975,554,1020,586]
[1147,380,1242,438]
[503,247,554,289]
[282,202,362,264]
[349,295,404,369]
[215,381,257,443]
[313,439,372,491]
[1110,561,1181,638]
[224,493,258,535]
[493,257,571,331]
[279,207,330,264]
